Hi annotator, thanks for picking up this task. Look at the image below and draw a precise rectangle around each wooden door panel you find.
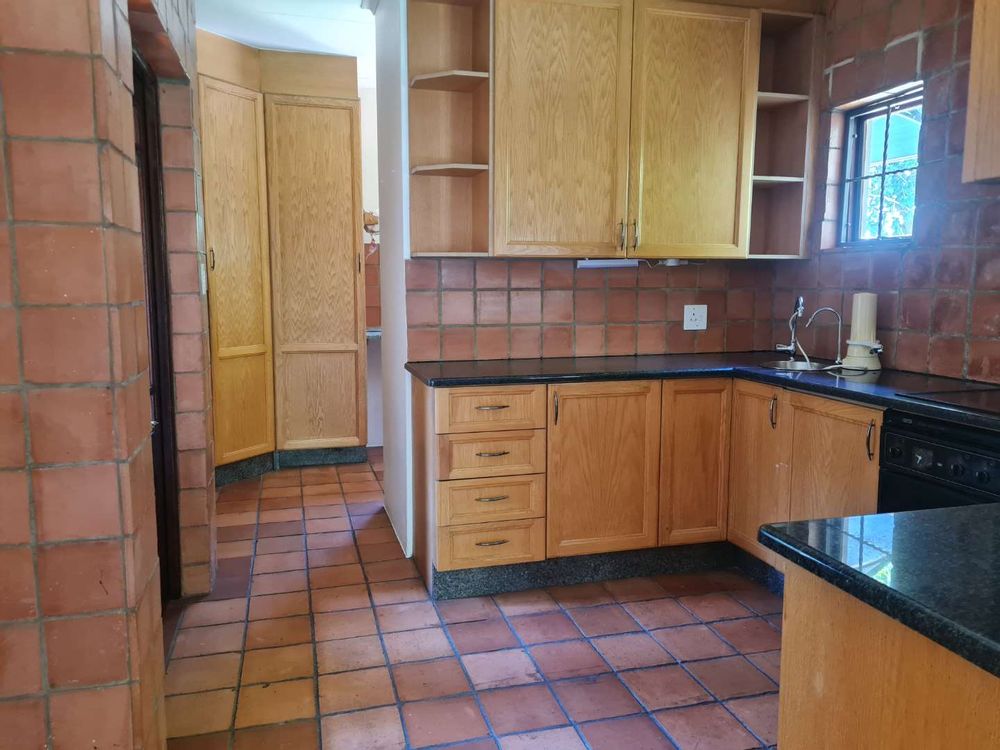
[547,381,661,556]
[494,0,633,257]
[200,76,275,465]
[660,379,731,545]
[266,94,366,449]
[628,0,758,258]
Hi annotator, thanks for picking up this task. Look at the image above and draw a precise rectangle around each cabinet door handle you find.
[617,220,625,252]
[769,396,777,429]
[630,219,639,251]
[475,495,509,503]
[554,393,559,425]
[476,450,510,458]
[475,404,510,411]
[866,419,876,461]
[209,246,216,270]
[475,539,509,547]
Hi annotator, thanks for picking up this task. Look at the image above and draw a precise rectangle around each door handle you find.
[476,450,510,458]
[554,393,559,425]
[475,405,510,411]
[866,420,875,461]
[629,219,638,251]
[475,539,509,547]
[475,495,510,503]
[617,220,625,252]
[769,396,777,430]
[209,246,216,270]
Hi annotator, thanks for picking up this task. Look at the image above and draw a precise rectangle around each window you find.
[841,88,923,244]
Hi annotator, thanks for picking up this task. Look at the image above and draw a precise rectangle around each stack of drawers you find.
[432,384,547,570]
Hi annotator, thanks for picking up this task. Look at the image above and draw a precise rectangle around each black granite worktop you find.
[406,352,1000,431]
[759,506,1000,678]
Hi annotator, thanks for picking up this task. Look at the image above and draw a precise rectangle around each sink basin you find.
[761,360,827,371]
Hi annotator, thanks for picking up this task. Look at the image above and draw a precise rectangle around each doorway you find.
[133,52,182,605]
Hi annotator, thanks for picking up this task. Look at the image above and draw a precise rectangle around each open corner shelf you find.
[753,175,805,186]
[410,70,489,92]
[411,163,488,177]
[757,91,810,109]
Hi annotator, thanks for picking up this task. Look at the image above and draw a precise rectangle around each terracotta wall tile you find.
[45,614,129,688]
[0,53,95,138]
[38,540,125,616]
[0,472,30,545]
[0,548,37,620]
[9,141,102,223]
[0,393,27,469]
[0,699,46,750]
[0,0,91,52]
[15,225,107,305]
[49,684,132,750]
[21,307,112,384]
[27,387,115,464]
[33,464,121,542]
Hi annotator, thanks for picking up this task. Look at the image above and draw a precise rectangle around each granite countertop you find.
[759,505,1000,678]
[405,352,1000,431]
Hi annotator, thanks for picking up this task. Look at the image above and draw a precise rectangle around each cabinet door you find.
[493,0,633,257]
[628,0,759,259]
[200,77,275,466]
[547,381,661,556]
[787,392,881,520]
[963,0,1000,182]
[728,380,790,567]
[265,94,367,449]
[660,379,731,545]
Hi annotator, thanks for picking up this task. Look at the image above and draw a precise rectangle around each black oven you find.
[878,410,1000,513]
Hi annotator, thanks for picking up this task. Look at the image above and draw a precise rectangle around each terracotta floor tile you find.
[310,563,365,589]
[655,702,758,750]
[304,503,348,518]
[437,596,501,624]
[449,739,500,749]
[679,593,753,623]
[259,509,303,523]
[313,584,371,613]
[358,541,404,563]
[725,693,778,745]
[241,643,315,684]
[479,684,567,735]
[494,589,559,616]
[730,587,783,616]
[245,615,312,649]
[248,591,309,621]
[591,633,674,670]
[250,570,308,596]
[449,618,519,654]
[580,715,675,750]
[530,640,609,681]
[685,656,777,701]
[306,517,352,534]
[166,689,236,737]
[256,536,304,555]
[171,622,244,658]
[165,653,241,695]
[568,604,640,637]
[711,618,782,654]
[462,648,542,689]
[319,667,395,714]
[321,705,405,750]
[547,583,615,609]
[619,664,712,710]
[603,577,667,602]
[747,649,780,683]
[651,624,737,662]
[307,532,356,551]
[181,599,246,628]
[168,731,230,750]
[364,558,419,583]
[304,482,342,496]
[764,613,782,632]
[314,609,377,641]
[235,678,316,727]
[383,627,453,663]
[257,521,303,538]
[370,579,428,606]
[308,546,361,568]
[401,696,488,748]
[355,527,398,545]
[508,611,581,644]
[624,598,697,629]
[376,601,440,632]
[352,512,391,530]
[317,634,386,673]
[261,487,300,500]
[233,719,318,750]
[499,727,586,750]
[252,551,306,574]
[219,540,254,559]
[393,656,470,701]
[550,674,642,722]
[654,572,749,597]
[217,524,256,542]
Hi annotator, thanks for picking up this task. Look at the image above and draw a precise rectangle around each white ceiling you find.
[195,0,376,87]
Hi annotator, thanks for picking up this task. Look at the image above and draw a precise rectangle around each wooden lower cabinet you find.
[787,392,881,520]
[547,380,661,557]
[727,380,791,567]
[659,379,731,545]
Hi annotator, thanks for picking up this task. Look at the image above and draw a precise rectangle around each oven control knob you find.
[976,470,991,484]
[888,445,903,459]
[949,463,966,478]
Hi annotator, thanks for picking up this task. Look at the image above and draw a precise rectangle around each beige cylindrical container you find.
[850,292,878,343]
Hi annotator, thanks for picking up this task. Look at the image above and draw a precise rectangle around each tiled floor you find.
[165,452,784,750]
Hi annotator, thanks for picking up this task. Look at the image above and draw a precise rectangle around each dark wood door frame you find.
[133,52,182,603]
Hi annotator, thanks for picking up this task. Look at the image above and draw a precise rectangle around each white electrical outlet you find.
[683,304,708,331]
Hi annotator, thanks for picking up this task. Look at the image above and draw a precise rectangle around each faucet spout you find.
[805,306,844,365]
[776,296,809,364]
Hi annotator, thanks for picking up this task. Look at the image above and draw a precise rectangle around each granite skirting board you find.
[428,542,785,599]
[215,447,369,486]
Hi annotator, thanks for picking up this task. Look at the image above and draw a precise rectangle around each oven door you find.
[877,469,996,513]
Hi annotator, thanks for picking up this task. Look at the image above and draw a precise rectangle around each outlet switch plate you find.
[683,304,708,331]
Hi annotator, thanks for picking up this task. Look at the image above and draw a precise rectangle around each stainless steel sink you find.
[761,360,827,371]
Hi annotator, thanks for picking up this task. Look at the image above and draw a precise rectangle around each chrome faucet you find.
[805,307,844,365]
[775,296,810,365]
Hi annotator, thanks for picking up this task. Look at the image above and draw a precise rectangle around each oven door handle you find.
[866,420,876,461]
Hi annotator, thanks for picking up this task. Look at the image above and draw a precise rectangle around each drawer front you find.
[437,474,545,526]
[436,518,545,571]
[437,430,546,480]
[435,385,546,434]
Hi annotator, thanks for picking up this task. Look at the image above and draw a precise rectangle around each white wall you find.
[374,0,412,554]
[359,86,380,220]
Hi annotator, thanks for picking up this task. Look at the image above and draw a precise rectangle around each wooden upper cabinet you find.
[787,392,881,521]
[627,0,759,259]
[200,77,275,466]
[265,95,366,450]
[547,381,661,556]
[493,0,633,257]
[727,380,790,567]
[963,0,1000,182]
[659,379,731,545]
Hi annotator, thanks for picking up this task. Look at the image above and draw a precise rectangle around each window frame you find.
[840,86,924,246]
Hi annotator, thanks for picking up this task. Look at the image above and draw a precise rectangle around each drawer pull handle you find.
[475,539,510,547]
[475,404,510,411]
[476,450,510,458]
[475,495,510,503]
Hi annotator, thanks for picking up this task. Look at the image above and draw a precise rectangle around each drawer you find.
[436,429,546,480]
[436,518,545,571]
[437,474,545,526]
[435,385,546,434]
